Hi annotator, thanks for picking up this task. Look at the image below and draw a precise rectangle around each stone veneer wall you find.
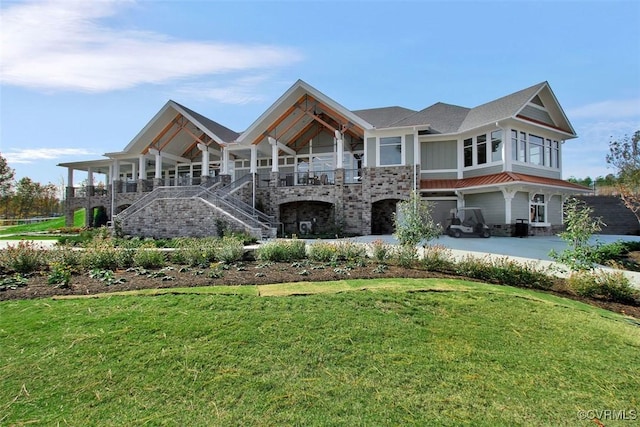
[120,198,258,239]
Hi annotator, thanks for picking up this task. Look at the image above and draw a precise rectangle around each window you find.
[511,130,518,161]
[529,134,544,166]
[477,134,487,164]
[544,139,552,167]
[464,138,473,167]
[379,136,402,165]
[552,140,560,168]
[491,130,503,162]
[530,194,546,223]
[519,132,527,162]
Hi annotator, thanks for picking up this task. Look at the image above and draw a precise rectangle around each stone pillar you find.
[335,168,344,186]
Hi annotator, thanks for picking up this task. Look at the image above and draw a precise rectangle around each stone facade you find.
[119,198,259,239]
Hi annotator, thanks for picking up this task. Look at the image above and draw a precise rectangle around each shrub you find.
[307,242,339,263]
[455,255,554,290]
[133,244,167,269]
[47,262,72,288]
[334,241,367,262]
[0,241,48,273]
[216,237,245,264]
[420,245,455,272]
[389,245,418,268]
[172,237,219,267]
[256,239,307,262]
[370,239,392,264]
[81,239,120,270]
[48,246,82,272]
[568,270,640,304]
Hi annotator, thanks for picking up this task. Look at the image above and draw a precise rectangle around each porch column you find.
[501,188,516,224]
[221,146,230,175]
[138,156,146,180]
[335,130,344,169]
[112,159,121,194]
[250,145,258,174]
[66,167,74,199]
[130,162,137,183]
[268,137,279,172]
[155,152,162,179]
[87,167,94,196]
[198,143,210,177]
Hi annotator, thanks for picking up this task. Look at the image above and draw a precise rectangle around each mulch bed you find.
[2,261,639,320]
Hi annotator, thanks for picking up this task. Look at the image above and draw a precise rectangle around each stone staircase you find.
[115,175,277,239]
[576,195,640,235]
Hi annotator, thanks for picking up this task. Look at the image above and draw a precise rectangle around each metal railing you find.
[277,170,335,186]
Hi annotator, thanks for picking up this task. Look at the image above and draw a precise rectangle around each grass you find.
[0,209,85,237]
[1,279,639,426]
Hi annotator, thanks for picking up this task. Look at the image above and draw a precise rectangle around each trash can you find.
[514,219,529,238]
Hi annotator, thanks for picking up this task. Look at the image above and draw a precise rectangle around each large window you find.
[379,136,402,165]
[529,134,544,166]
[464,138,473,167]
[511,129,560,168]
[530,194,546,224]
[491,130,503,162]
[477,134,487,165]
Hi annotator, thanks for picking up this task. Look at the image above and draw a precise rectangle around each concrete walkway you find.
[332,234,640,288]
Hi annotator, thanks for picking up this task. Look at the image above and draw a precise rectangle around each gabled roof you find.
[236,79,373,146]
[357,82,576,138]
[421,172,590,192]
[352,106,417,128]
[172,101,239,143]
[457,82,547,133]
[389,102,471,134]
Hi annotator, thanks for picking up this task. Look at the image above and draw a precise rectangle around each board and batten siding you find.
[405,134,414,165]
[520,105,555,127]
[463,164,503,179]
[365,137,376,167]
[512,164,562,179]
[421,171,458,180]
[421,140,457,170]
[464,192,505,225]
[547,195,563,224]
[511,192,531,223]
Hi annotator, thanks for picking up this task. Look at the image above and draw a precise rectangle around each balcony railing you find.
[277,170,335,187]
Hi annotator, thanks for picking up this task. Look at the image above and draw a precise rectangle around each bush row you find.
[1,237,639,306]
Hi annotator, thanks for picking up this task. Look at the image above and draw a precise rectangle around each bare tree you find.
[606,130,640,223]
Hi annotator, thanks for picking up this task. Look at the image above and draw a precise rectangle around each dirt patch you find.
[1,261,639,319]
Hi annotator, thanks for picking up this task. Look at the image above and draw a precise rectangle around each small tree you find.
[0,153,15,218]
[606,130,640,222]
[549,197,605,271]
[393,191,442,247]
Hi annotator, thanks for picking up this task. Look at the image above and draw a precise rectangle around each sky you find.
[1,0,639,188]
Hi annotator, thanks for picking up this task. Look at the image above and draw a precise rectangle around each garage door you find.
[429,200,457,231]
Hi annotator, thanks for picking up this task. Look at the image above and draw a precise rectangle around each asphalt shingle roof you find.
[173,101,240,142]
[352,106,417,128]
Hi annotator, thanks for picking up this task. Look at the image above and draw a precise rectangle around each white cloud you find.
[175,75,274,105]
[4,148,97,164]
[568,99,640,119]
[0,0,302,92]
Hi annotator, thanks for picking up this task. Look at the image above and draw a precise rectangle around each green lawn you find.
[0,209,85,238]
[1,279,638,426]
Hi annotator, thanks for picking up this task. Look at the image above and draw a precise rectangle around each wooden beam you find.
[250,94,308,146]
[142,113,181,154]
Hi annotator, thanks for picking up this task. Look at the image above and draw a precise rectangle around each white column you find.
[268,137,278,172]
[130,162,137,182]
[222,146,230,175]
[250,145,258,174]
[335,130,344,169]
[87,167,93,187]
[139,156,146,180]
[155,152,162,179]
[113,159,120,182]
[501,188,516,224]
[67,168,74,188]
[202,149,210,177]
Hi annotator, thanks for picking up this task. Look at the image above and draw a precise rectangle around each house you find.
[59,80,589,239]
